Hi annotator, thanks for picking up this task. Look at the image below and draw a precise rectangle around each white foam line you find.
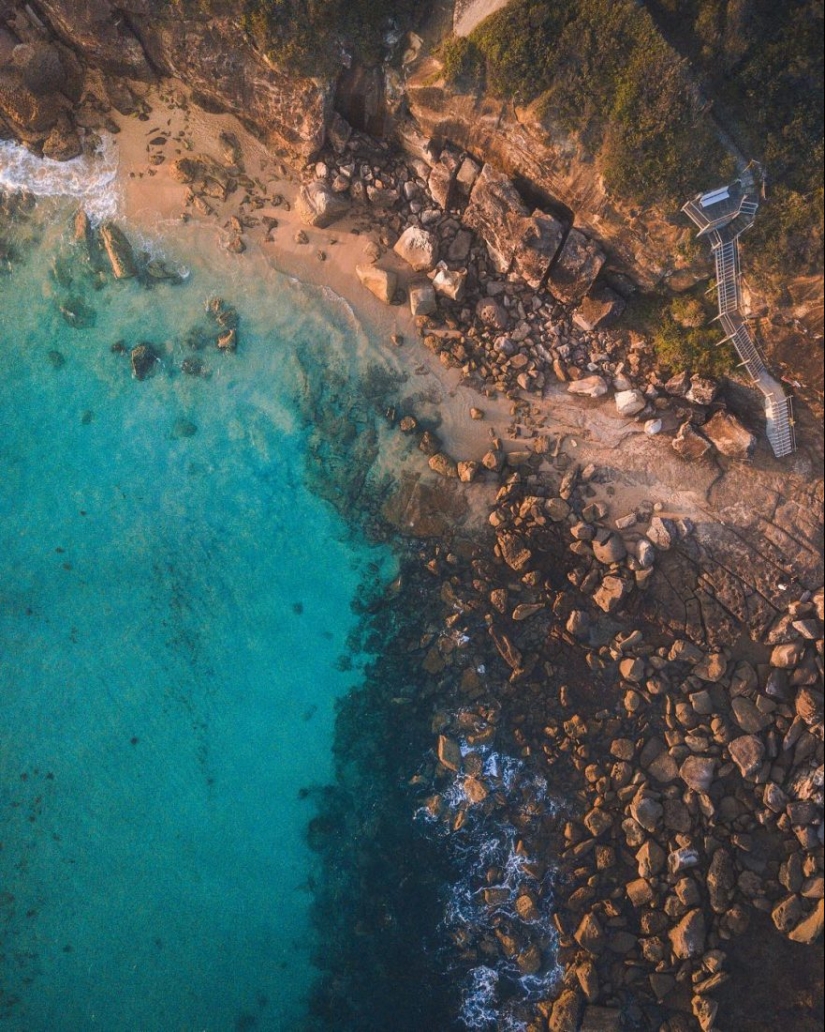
[0,136,121,222]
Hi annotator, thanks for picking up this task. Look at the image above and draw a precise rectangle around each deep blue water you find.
[0,188,398,1030]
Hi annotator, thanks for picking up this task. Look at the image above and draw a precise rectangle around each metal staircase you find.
[682,173,796,458]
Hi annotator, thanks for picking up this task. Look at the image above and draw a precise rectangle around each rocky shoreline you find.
[2,22,823,1032]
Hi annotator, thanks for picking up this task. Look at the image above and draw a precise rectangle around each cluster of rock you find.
[398,440,823,1030]
[0,35,84,159]
[294,122,759,464]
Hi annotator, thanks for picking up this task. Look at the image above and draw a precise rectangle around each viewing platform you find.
[682,172,796,459]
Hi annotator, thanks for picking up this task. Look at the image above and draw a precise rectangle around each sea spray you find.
[0,136,120,221]
[416,742,562,1030]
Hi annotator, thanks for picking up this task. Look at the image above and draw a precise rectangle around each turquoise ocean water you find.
[0,153,400,1031]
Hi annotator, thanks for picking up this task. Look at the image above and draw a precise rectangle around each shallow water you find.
[0,192,400,1030]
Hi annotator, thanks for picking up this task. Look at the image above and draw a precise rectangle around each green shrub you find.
[440,35,485,91]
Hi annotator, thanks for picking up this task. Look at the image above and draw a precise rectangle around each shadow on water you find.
[290,351,461,1030]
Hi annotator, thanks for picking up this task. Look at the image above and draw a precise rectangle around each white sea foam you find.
[416,741,561,1029]
[460,966,500,1029]
[0,136,120,221]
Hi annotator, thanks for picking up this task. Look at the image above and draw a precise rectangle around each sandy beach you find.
[107,79,736,542]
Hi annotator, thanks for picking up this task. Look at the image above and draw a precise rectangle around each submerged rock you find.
[100,223,138,279]
[59,297,95,328]
[130,343,160,380]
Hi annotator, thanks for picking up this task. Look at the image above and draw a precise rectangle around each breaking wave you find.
[416,739,562,1030]
[0,135,120,221]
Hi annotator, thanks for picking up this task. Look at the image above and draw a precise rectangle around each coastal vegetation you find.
[445,0,822,292]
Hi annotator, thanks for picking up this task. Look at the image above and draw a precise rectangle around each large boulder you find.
[547,228,606,304]
[567,375,609,398]
[512,210,565,289]
[464,165,563,285]
[431,262,467,301]
[614,389,646,417]
[393,225,438,272]
[702,410,756,459]
[672,420,713,460]
[11,42,66,95]
[573,288,626,332]
[409,281,437,317]
[356,264,397,304]
[296,181,349,227]
[100,223,138,279]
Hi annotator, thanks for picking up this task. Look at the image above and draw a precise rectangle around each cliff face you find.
[398,61,702,291]
[1,0,330,158]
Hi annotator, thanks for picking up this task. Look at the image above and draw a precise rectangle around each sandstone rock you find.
[463,776,488,804]
[614,389,646,417]
[455,155,481,195]
[672,420,713,460]
[456,459,479,484]
[694,651,727,682]
[592,533,626,565]
[437,735,461,771]
[593,575,628,613]
[687,374,719,406]
[627,877,655,907]
[580,1006,621,1032]
[512,210,565,289]
[548,989,582,1032]
[567,375,609,398]
[463,164,563,285]
[680,756,716,793]
[447,229,474,263]
[636,839,667,877]
[644,418,663,435]
[668,847,700,874]
[296,181,349,227]
[393,225,438,271]
[630,794,663,833]
[476,297,509,330]
[574,911,604,953]
[327,112,352,154]
[428,453,458,478]
[463,163,527,273]
[665,370,691,396]
[647,516,677,550]
[42,114,81,161]
[11,42,66,95]
[795,687,824,725]
[728,734,765,778]
[707,849,736,913]
[356,264,397,304]
[669,908,706,959]
[431,262,467,300]
[772,894,804,934]
[573,289,625,332]
[702,410,756,459]
[547,228,606,304]
[771,641,806,667]
[497,531,532,571]
[409,282,437,317]
[787,899,824,944]
[731,696,770,733]
[100,223,137,279]
[428,160,455,209]
[512,602,544,621]
[647,750,679,783]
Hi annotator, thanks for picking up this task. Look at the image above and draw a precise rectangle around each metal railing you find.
[682,178,796,458]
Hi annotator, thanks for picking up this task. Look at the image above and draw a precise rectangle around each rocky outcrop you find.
[463,162,565,288]
[401,65,704,290]
[6,0,330,158]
